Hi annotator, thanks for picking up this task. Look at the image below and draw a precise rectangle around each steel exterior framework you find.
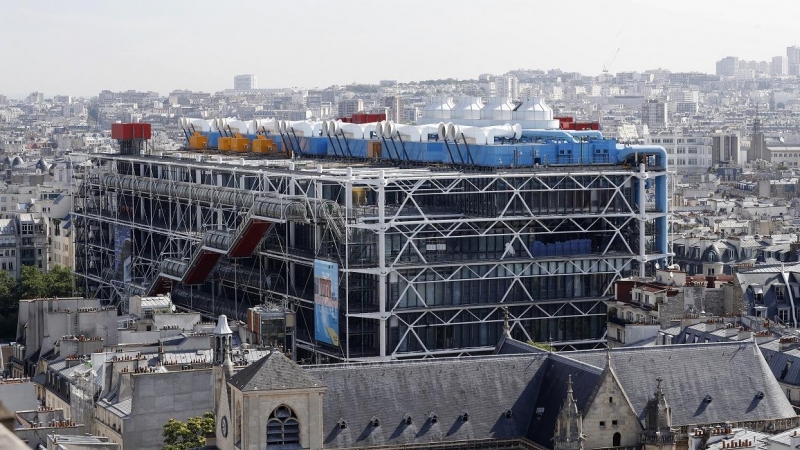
[74,154,668,362]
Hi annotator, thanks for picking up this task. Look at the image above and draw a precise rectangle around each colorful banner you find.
[314,259,339,346]
[114,225,132,282]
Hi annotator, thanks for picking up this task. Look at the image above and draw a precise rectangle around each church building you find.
[209,315,798,450]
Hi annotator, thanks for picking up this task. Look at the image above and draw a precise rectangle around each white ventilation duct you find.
[451,96,484,121]
[417,123,443,141]
[285,121,322,137]
[513,97,553,121]
[481,97,514,122]
[451,124,521,145]
[322,120,343,136]
[361,122,379,139]
[184,118,213,133]
[225,119,252,135]
[251,118,280,134]
[422,97,454,121]
[437,123,453,140]
[385,122,421,142]
[337,123,366,139]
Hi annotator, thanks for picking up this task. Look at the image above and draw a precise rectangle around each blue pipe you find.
[566,130,603,140]
[615,145,668,169]
[655,175,668,256]
[519,129,579,143]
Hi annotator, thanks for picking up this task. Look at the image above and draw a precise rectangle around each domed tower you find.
[554,375,586,450]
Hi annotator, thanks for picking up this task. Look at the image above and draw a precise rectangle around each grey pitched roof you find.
[307,354,546,449]
[559,342,796,427]
[759,341,800,387]
[526,354,602,448]
[229,351,323,392]
[494,335,547,356]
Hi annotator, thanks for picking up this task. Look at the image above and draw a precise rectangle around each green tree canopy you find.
[0,270,17,317]
[45,265,74,298]
[163,412,215,450]
[18,265,46,300]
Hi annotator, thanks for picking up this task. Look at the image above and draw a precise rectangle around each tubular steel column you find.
[638,163,647,278]
[377,170,387,359]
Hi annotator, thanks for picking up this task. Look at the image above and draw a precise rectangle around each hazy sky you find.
[2,0,799,97]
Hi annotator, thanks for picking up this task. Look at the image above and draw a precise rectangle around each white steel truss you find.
[74,154,668,362]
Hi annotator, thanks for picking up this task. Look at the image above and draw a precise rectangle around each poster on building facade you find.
[314,259,340,346]
[114,225,132,282]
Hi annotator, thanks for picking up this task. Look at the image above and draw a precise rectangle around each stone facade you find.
[582,361,643,449]
[115,369,212,449]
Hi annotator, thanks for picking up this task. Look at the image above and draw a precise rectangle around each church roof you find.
[526,354,602,447]
[560,342,796,427]
[229,351,323,392]
[307,354,546,449]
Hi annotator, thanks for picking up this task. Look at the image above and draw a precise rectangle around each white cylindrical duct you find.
[285,121,322,137]
[337,123,365,139]
[252,118,280,134]
[387,122,421,142]
[323,120,342,136]
[437,123,450,141]
[361,122,378,139]
[225,119,252,135]
[451,123,522,145]
[185,118,213,133]
[416,124,442,141]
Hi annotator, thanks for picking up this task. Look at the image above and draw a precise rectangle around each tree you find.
[44,265,74,298]
[0,270,17,316]
[18,265,46,300]
[163,412,215,450]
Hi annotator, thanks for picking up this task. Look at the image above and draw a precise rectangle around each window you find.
[609,397,613,403]
[599,421,606,427]
[612,420,618,426]
[776,286,785,301]
[267,405,300,445]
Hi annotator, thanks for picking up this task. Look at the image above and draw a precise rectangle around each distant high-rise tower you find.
[641,100,668,129]
[383,96,404,123]
[337,99,363,118]
[495,75,519,100]
[715,56,738,77]
[771,56,788,76]
[233,74,257,90]
[787,46,800,75]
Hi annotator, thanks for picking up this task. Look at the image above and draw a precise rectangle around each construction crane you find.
[603,48,620,73]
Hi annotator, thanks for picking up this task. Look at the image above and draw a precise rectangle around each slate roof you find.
[494,333,547,355]
[306,354,547,449]
[229,351,323,392]
[525,354,602,448]
[560,342,797,427]
[759,340,800,387]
